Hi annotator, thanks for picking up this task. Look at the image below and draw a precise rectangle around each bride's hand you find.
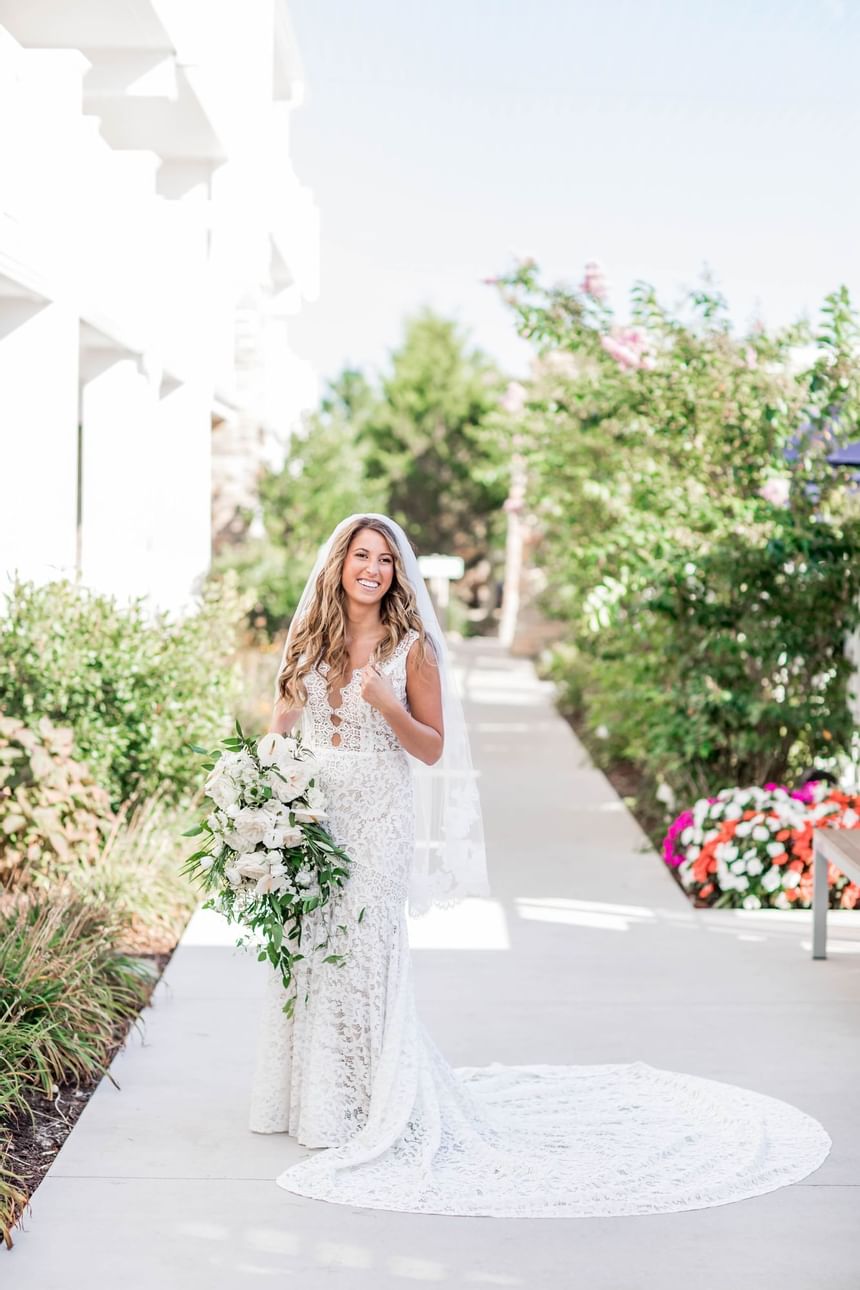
[359,662,397,715]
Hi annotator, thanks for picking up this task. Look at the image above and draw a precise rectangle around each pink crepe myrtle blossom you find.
[600,325,653,372]
[759,477,790,507]
[501,380,527,415]
[579,259,608,301]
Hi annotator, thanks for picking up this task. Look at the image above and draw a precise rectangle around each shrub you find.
[0,572,249,810]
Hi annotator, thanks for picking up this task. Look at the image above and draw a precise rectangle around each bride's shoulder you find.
[390,626,419,663]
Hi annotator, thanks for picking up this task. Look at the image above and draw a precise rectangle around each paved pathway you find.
[2,637,858,1288]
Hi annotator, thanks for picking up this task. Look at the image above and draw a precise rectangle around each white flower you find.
[734,821,752,838]
[733,875,750,891]
[656,781,675,810]
[204,759,240,810]
[199,854,215,871]
[773,890,791,910]
[766,841,787,858]
[745,856,763,876]
[266,765,312,805]
[761,866,783,892]
[742,894,762,910]
[257,732,300,768]
[782,869,801,889]
[723,802,743,821]
[229,806,273,850]
[292,785,328,823]
[717,843,739,863]
[752,825,771,842]
[235,851,268,880]
[224,863,242,887]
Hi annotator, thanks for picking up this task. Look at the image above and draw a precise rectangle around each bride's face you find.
[341,528,395,608]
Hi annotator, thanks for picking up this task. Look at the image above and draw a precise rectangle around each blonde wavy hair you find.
[277,516,436,710]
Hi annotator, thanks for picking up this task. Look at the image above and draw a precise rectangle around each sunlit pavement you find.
[3,637,858,1289]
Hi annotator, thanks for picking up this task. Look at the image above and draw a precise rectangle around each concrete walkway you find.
[3,637,859,1289]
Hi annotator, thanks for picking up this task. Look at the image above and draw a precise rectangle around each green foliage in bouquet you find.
[0,714,115,892]
[0,572,248,810]
[490,259,860,802]
[180,722,357,1017]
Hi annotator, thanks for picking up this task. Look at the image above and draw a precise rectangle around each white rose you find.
[268,760,314,805]
[224,863,242,887]
[266,768,305,805]
[235,851,268,880]
[204,759,240,810]
[230,806,272,849]
[257,801,304,850]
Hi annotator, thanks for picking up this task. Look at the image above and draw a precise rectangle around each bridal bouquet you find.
[662,779,860,911]
[180,722,357,1016]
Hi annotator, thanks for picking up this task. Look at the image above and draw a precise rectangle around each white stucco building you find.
[0,0,318,613]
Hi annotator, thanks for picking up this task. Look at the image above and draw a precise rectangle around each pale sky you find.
[286,0,859,386]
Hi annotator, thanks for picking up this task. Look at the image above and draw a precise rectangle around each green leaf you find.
[182,823,205,837]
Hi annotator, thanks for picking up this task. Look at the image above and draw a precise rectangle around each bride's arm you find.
[269,696,303,736]
[361,642,443,765]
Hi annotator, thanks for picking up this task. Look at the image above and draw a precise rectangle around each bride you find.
[247,511,831,1218]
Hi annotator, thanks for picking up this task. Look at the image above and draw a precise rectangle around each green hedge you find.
[0,573,248,810]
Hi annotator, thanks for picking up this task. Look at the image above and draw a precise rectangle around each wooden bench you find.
[812,827,860,959]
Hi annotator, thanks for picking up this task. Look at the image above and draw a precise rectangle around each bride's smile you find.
[341,530,395,606]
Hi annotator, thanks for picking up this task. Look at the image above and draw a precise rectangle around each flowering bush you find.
[663,780,860,909]
[487,259,860,803]
[181,724,355,1016]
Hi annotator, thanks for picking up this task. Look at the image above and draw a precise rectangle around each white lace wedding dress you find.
[248,627,831,1217]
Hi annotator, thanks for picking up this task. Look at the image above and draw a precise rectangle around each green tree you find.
[360,309,509,559]
[217,312,512,637]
